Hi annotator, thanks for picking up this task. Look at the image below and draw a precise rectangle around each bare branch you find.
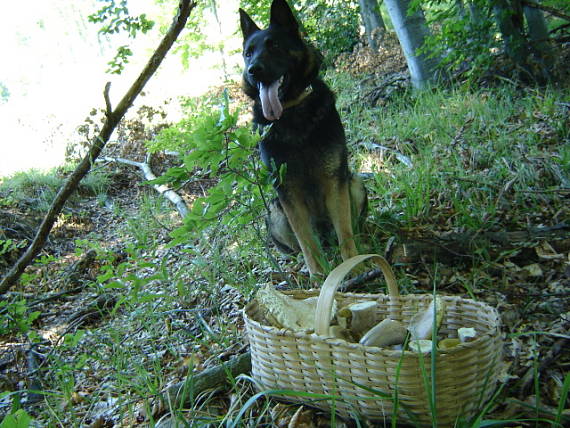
[104,81,113,115]
[0,0,197,295]
[100,155,189,218]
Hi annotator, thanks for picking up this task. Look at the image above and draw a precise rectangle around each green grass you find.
[0,166,110,212]
[3,75,569,427]
[328,72,569,240]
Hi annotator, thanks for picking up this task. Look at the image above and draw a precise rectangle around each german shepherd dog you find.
[239,0,367,276]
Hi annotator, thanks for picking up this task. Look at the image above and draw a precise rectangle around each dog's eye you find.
[245,48,253,58]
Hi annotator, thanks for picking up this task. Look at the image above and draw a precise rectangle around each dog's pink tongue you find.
[259,80,283,121]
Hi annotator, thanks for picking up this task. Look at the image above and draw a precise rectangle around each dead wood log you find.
[385,223,570,265]
[0,1,196,295]
[100,154,189,218]
[160,351,252,408]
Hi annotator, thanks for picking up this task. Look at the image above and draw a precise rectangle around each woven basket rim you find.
[244,292,501,356]
[245,256,503,425]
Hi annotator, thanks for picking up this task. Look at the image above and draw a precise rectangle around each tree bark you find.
[210,0,229,80]
[523,0,554,76]
[358,0,385,50]
[0,0,196,295]
[384,0,440,89]
[455,0,465,18]
[493,0,534,79]
[522,0,570,22]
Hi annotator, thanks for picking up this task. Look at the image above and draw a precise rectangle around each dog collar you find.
[283,84,313,110]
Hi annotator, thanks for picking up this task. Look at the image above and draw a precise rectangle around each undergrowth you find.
[0,167,110,212]
[329,72,569,237]
[1,77,569,426]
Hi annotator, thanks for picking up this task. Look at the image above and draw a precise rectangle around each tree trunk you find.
[524,1,549,42]
[523,0,554,77]
[210,0,229,80]
[0,0,196,295]
[358,0,385,50]
[455,0,465,18]
[468,2,483,25]
[493,0,533,79]
[384,0,440,89]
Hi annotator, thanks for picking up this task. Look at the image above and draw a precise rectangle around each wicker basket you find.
[244,254,503,427]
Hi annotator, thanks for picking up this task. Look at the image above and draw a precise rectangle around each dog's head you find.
[239,0,321,121]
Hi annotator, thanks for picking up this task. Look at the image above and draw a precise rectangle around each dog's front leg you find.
[324,179,358,261]
[279,198,325,275]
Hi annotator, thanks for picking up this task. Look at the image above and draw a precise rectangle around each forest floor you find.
[1,37,570,427]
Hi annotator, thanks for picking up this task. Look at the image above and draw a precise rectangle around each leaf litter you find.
[1,43,570,427]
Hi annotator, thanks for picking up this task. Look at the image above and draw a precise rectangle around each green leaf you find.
[0,409,32,428]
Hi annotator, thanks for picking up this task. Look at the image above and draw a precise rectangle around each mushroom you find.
[256,285,335,331]
[408,297,445,340]
[458,327,477,343]
[409,339,433,353]
[438,338,461,351]
[337,301,377,338]
[359,318,408,347]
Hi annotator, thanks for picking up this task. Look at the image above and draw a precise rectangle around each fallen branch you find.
[101,154,189,218]
[160,351,252,408]
[0,0,196,295]
[385,223,570,265]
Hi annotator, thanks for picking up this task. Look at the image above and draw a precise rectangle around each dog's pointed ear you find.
[270,0,298,32]
[239,8,260,40]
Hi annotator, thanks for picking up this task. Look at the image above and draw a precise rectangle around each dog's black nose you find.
[248,63,264,77]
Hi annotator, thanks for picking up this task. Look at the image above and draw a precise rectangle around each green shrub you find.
[148,92,271,246]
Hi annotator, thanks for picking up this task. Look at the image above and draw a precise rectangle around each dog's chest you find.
[258,128,315,171]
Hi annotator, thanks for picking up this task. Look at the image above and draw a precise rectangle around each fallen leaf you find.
[535,242,563,260]
[522,263,543,277]
[288,406,315,428]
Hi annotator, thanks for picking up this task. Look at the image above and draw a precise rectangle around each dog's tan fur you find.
[239,0,367,275]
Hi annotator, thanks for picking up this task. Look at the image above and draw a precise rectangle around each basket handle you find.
[314,254,400,336]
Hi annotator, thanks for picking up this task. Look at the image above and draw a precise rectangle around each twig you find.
[0,1,196,295]
[27,286,86,308]
[104,82,112,115]
[100,155,189,218]
[550,23,570,34]
[519,188,570,194]
[340,268,385,290]
[24,347,44,403]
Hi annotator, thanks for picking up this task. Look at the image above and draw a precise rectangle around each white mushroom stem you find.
[338,301,377,337]
[408,297,445,340]
[409,339,433,353]
[458,327,477,343]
